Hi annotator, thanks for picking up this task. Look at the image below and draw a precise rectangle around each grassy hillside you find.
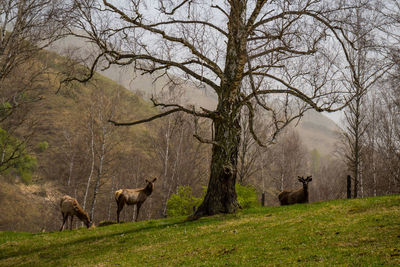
[1,195,399,266]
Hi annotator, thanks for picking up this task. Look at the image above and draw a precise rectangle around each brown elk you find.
[278,176,312,206]
[60,195,92,231]
[115,178,157,223]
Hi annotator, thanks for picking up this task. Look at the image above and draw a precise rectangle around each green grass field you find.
[1,195,399,266]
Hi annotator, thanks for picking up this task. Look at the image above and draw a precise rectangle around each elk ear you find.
[145,179,149,183]
[152,178,157,182]
[298,178,303,182]
[308,177,312,182]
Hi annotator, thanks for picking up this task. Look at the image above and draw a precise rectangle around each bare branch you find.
[150,97,215,118]
[57,52,105,94]
[158,0,191,15]
[109,108,182,126]
[103,0,224,80]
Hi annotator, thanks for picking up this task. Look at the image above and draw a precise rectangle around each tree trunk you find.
[191,1,246,217]
[347,175,352,199]
[162,125,184,217]
[107,175,115,220]
[89,125,106,223]
[89,152,104,223]
[67,153,74,187]
[192,101,242,217]
[83,119,95,210]
[354,168,359,198]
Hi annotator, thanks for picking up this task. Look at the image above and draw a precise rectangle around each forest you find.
[0,0,399,232]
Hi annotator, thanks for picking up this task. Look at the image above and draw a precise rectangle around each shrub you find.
[37,141,49,152]
[236,184,259,209]
[0,127,37,184]
[0,102,12,119]
[167,186,203,217]
[14,154,37,184]
[167,184,259,217]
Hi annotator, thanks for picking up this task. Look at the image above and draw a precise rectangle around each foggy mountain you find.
[49,35,341,155]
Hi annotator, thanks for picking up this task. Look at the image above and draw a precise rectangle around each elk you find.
[60,195,92,231]
[115,178,157,223]
[278,176,312,206]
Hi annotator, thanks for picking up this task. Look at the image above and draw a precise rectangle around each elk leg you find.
[60,213,67,231]
[135,202,142,222]
[117,200,125,223]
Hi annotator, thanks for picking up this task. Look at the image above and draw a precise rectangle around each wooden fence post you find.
[347,175,352,199]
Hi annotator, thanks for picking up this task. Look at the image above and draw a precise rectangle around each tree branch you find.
[103,0,224,81]
[109,108,182,126]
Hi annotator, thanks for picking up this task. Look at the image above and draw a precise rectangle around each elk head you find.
[298,175,312,185]
[145,178,157,192]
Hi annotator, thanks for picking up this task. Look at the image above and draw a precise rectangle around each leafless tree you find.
[310,155,347,202]
[87,87,119,223]
[69,0,363,218]
[147,109,209,217]
[339,1,395,198]
[270,129,308,191]
[374,71,400,194]
[237,105,268,185]
[82,104,96,211]
[0,0,67,118]
[0,0,71,181]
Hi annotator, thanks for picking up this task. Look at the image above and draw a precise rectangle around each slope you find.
[1,195,399,266]
[0,49,159,232]
[49,36,341,156]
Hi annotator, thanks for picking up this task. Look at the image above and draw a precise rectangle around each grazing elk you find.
[278,176,312,206]
[60,195,92,231]
[115,178,157,223]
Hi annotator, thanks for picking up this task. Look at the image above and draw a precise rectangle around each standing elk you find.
[278,176,313,205]
[60,195,92,231]
[115,178,157,223]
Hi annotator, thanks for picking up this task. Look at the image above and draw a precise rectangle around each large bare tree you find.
[68,0,362,218]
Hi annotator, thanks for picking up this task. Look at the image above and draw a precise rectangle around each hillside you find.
[0,49,160,232]
[1,195,399,266]
[295,110,341,154]
[49,35,341,156]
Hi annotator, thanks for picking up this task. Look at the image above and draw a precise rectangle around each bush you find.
[0,127,37,184]
[14,154,37,184]
[37,141,49,152]
[167,184,259,217]
[167,186,203,217]
[236,184,259,209]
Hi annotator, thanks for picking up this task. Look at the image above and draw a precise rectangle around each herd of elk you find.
[278,176,313,206]
[59,175,313,230]
[59,178,157,230]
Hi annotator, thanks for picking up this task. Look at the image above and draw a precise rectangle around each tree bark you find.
[191,2,246,218]
[192,100,242,217]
